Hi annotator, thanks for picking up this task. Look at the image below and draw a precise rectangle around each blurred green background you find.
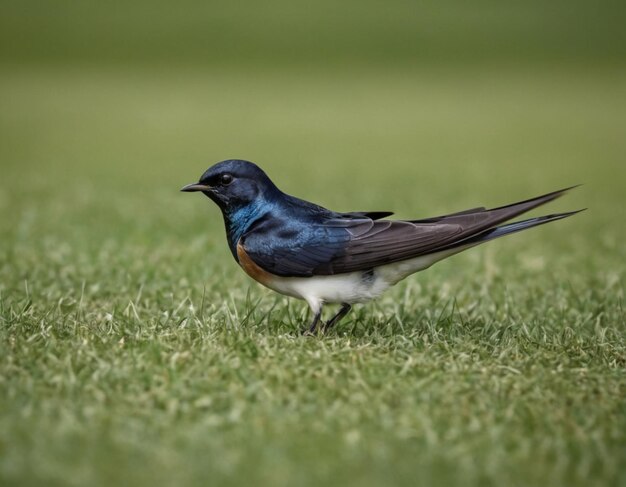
[1,1,625,486]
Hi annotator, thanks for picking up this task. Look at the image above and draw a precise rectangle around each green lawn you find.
[1,63,625,486]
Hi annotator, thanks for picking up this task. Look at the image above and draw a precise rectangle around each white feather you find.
[260,245,473,313]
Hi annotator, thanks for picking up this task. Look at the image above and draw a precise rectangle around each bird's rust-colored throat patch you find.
[236,242,274,286]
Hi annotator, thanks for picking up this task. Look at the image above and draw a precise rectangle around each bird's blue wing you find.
[241,215,462,277]
[241,187,576,277]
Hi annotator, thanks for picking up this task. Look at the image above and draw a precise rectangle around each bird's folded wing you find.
[241,218,466,277]
[241,186,575,277]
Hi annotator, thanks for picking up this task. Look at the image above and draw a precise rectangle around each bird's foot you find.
[321,303,352,333]
[301,310,322,336]
[301,303,352,336]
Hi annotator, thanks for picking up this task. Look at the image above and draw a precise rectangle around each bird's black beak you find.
[180,183,211,192]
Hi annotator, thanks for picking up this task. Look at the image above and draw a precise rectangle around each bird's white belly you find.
[261,248,464,312]
[268,270,388,304]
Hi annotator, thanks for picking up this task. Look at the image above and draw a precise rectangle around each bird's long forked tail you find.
[428,185,585,252]
[462,209,586,246]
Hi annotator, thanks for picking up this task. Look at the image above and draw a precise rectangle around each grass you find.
[1,63,625,486]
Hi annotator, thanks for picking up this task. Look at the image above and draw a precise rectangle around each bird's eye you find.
[219,174,233,186]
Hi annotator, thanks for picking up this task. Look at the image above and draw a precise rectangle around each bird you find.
[182,159,582,334]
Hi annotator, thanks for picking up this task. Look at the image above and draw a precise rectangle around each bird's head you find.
[181,159,280,213]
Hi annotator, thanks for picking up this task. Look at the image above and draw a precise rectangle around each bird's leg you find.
[302,307,323,335]
[322,303,352,332]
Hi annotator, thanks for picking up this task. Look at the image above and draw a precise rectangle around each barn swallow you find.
[182,159,582,334]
